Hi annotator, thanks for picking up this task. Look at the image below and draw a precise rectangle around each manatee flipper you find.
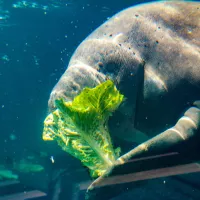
[117,101,200,163]
[87,101,200,191]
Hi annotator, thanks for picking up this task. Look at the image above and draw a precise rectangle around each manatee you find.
[48,1,200,146]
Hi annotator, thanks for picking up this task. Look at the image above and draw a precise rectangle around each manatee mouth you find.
[48,90,71,112]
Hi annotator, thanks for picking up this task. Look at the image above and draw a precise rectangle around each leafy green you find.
[43,80,124,177]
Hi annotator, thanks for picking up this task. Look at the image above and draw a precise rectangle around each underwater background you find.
[1,0,200,199]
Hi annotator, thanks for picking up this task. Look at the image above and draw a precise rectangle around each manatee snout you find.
[48,64,106,111]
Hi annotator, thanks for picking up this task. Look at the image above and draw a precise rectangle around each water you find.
[1,0,200,199]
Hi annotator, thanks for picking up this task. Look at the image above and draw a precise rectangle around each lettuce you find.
[42,80,124,177]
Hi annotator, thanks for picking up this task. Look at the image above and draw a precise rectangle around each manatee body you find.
[49,1,200,144]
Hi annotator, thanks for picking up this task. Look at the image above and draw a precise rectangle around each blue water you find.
[1,0,200,200]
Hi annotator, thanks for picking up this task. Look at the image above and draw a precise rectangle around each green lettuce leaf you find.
[42,80,124,177]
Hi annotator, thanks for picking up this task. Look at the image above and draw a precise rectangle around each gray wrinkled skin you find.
[48,2,200,144]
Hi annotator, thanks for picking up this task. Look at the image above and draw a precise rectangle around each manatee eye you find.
[97,62,104,68]
[96,62,104,72]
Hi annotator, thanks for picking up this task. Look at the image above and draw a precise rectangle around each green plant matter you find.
[43,80,124,177]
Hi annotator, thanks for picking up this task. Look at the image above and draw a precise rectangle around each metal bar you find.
[79,162,200,190]
[0,190,47,200]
